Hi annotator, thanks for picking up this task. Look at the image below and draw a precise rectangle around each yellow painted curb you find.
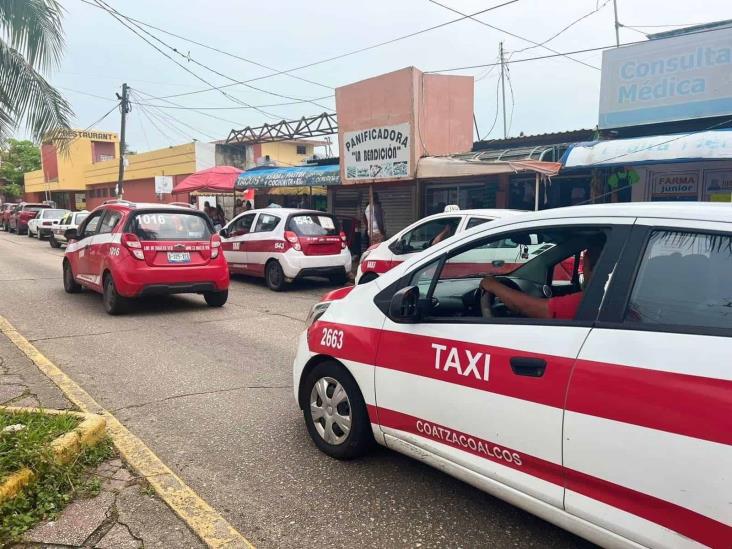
[0,316,254,549]
[0,407,107,503]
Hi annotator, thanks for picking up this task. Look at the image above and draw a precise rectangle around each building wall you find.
[260,141,316,167]
[84,142,197,185]
[86,174,192,210]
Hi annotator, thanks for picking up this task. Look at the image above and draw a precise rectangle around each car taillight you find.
[121,233,144,260]
[339,231,347,249]
[210,234,221,258]
[284,231,301,251]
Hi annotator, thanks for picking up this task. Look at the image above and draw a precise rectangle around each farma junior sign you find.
[599,26,732,128]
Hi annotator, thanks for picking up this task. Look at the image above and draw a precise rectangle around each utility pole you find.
[613,0,621,47]
[116,83,130,198]
[499,42,507,139]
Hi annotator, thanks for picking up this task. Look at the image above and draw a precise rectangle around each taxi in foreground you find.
[219,208,351,291]
[294,202,731,549]
[63,200,229,314]
[355,208,525,284]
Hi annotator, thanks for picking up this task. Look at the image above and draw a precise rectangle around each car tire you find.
[63,261,81,294]
[358,272,378,285]
[103,274,128,315]
[328,272,347,286]
[265,260,286,292]
[302,360,374,460]
[49,235,61,248]
[204,290,228,307]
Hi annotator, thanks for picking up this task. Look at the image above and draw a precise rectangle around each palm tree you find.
[0,0,72,143]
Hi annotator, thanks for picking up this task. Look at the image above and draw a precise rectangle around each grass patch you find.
[0,410,114,544]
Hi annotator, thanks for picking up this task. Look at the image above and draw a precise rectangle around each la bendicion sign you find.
[599,26,732,128]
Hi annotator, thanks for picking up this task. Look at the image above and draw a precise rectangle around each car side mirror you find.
[389,285,421,323]
[65,228,78,242]
[219,227,229,238]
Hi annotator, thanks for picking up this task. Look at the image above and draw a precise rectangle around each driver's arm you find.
[480,277,551,319]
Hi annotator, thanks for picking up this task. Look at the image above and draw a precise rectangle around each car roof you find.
[95,201,201,212]
[409,208,525,225]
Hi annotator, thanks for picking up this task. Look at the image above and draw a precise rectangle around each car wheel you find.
[103,274,128,315]
[63,261,81,294]
[358,272,378,285]
[204,290,228,307]
[328,272,347,286]
[265,260,286,291]
[302,361,374,460]
[49,235,61,248]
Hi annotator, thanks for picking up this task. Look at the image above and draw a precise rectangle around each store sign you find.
[599,27,732,128]
[703,169,732,202]
[650,171,700,201]
[344,123,410,180]
[54,129,117,141]
[154,175,173,194]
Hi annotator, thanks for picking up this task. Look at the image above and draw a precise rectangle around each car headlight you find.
[306,301,331,328]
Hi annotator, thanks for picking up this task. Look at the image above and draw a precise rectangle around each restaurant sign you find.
[344,122,410,180]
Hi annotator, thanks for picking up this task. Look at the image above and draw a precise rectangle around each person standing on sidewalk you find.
[363,192,386,245]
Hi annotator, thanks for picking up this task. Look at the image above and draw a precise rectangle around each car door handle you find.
[509,357,547,377]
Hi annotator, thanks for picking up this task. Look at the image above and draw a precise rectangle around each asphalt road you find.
[0,230,591,549]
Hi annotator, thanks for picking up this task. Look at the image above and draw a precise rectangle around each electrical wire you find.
[131,88,249,128]
[510,0,611,55]
[89,0,284,119]
[77,0,332,91]
[132,96,335,111]
[426,0,600,71]
[134,103,177,144]
[505,64,515,136]
[480,77,502,141]
[58,86,117,102]
[132,93,219,141]
[136,0,518,101]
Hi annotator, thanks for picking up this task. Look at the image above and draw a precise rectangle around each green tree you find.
[0,0,72,143]
[0,138,41,188]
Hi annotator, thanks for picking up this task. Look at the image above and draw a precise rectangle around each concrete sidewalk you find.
[0,332,204,548]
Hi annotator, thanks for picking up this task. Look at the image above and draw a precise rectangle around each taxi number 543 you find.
[321,328,344,350]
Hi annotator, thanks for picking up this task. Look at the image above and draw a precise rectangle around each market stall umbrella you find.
[173,165,244,194]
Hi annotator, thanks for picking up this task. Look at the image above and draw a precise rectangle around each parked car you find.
[294,202,731,549]
[50,211,89,248]
[355,209,525,284]
[219,208,351,291]
[27,208,70,239]
[0,203,17,230]
[8,203,51,234]
[63,201,229,315]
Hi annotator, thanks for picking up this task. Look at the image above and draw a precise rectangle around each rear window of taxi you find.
[128,211,212,241]
[287,214,339,236]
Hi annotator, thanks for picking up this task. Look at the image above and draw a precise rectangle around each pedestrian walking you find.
[363,192,386,245]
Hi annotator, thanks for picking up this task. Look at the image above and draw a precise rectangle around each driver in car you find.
[479,237,604,320]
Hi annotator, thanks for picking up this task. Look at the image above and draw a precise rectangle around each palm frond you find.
[0,0,65,71]
[0,39,71,142]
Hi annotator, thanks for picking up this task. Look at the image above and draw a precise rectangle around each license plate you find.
[167,252,190,263]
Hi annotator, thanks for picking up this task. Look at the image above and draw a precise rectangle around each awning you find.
[416,156,561,178]
[173,165,243,194]
[561,129,732,169]
[235,164,340,190]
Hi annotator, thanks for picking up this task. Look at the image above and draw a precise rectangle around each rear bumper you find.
[113,257,230,297]
[38,227,54,236]
[280,249,352,279]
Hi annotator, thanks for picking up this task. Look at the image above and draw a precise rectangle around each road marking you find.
[0,315,254,549]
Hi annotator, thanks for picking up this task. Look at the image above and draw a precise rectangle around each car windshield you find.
[25,206,46,213]
[288,214,339,236]
[44,209,66,219]
[130,212,212,241]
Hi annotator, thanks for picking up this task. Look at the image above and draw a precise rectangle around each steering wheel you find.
[479,288,495,318]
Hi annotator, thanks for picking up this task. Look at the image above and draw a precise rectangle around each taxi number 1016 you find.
[321,328,344,350]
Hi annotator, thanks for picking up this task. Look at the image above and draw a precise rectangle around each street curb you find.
[0,406,107,504]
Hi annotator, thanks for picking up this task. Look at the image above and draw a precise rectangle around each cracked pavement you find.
[0,231,591,548]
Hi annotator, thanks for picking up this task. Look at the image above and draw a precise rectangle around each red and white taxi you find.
[63,200,229,314]
[355,208,524,284]
[294,202,731,548]
[220,208,351,291]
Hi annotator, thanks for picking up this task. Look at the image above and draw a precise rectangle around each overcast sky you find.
[49,0,732,154]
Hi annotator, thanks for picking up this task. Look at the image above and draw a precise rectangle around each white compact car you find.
[220,208,351,291]
[294,202,731,549]
[356,209,524,284]
[49,211,89,248]
[27,208,69,239]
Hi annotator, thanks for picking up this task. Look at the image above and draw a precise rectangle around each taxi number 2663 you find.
[321,328,344,350]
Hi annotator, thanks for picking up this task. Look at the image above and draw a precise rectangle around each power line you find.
[131,88,249,128]
[133,96,334,111]
[88,0,283,119]
[426,0,600,71]
[141,0,518,101]
[58,86,117,102]
[77,0,332,91]
[510,0,611,55]
[130,92,219,141]
[480,77,502,141]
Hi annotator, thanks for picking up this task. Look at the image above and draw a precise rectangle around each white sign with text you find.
[344,122,410,180]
